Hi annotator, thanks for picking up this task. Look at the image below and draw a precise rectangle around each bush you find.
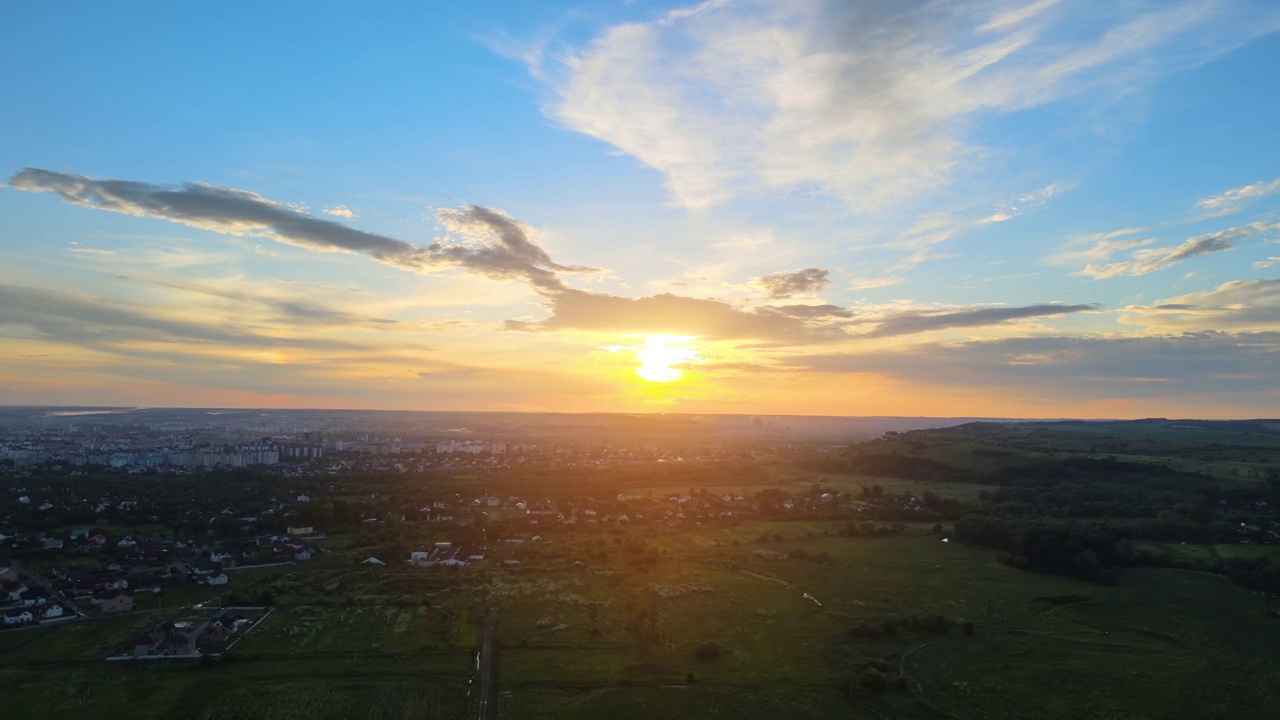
[693,641,721,660]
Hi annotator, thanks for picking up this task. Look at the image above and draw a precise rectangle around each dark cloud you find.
[788,331,1280,397]
[750,268,831,298]
[864,303,1097,338]
[9,168,596,292]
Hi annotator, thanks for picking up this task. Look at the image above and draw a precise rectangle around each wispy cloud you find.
[0,283,371,352]
[535,0,1278,210]
[9,169,597,292]
[1196,178,1280,217]
[862,302,1096,338]
[1078,223,1276,279]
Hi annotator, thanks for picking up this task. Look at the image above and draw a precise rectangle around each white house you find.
[363,556,386,566]
[205,573,229,586]
[293,546,312,561]
[117,536,137,548]
[41,604,64,620]
[17,496,30,504]
[3,610,33,625]
[296,494,311,503]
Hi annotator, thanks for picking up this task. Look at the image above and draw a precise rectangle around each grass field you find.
[7,518,1279,719]
[491,528,1280,719]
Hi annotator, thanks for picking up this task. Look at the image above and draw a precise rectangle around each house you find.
[204,573,229,586]
[6,582,29,602]
[363,556,386,566]
[92,590,134,614]
[18,588,51,607]
[209,550,233,563]
[409,550,432,565]
[42,536,64,550]
[17,496,30,504]
[41,604,65,620]
[38,502,54,511]
[292,545,312,561]
[287,525,313,536]
[296,494,311,503]
[3,610,33,625]
[117,536,137,549]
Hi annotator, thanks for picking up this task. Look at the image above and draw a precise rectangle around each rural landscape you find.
[3,411,1278,719]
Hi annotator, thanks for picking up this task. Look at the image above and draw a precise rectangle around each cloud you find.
[1078,223,1276,279]
[323,204,358,219]
[509,289,846,343]
[759,303,853,319]
[9,169,596,292]
[1122,278,1280,331]
[0,283,370,352]
[749,268,831,298]
[118,276,401,329]
[537,0,1279,210]
[1196,178,1280,217]
[1047,227,1153,265]
[507,290,1095,345]
[1254,257,1280,270]
[862,302,1096,338]
[787,331,1280,397]
[849,276,905,291]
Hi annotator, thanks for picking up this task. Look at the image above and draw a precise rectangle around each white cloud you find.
[323,204,358,219]
[1254,257,1280,270]
[1122,278,1280,332]
[848,276,905,291]
[538,0,1279,211]
[1196,178,1280,217]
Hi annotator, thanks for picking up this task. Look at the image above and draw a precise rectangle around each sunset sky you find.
[2,0,1280,417]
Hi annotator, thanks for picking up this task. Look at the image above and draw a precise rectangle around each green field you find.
[490,529,1280,719]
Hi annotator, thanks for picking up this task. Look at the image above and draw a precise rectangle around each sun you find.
[633,335,700,383]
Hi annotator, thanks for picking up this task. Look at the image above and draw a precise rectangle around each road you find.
[477,607,499,720]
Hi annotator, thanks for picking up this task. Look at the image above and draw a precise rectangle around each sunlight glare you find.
[633,335,700,383]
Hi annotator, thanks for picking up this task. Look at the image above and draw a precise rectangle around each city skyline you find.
[3,0,1280,417]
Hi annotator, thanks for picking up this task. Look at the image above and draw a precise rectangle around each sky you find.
[2,0,1279,418]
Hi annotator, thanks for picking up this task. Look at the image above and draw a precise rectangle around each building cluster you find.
[434,441,508,455]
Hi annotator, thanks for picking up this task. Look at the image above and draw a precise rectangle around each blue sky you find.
[2,0,1279,417]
